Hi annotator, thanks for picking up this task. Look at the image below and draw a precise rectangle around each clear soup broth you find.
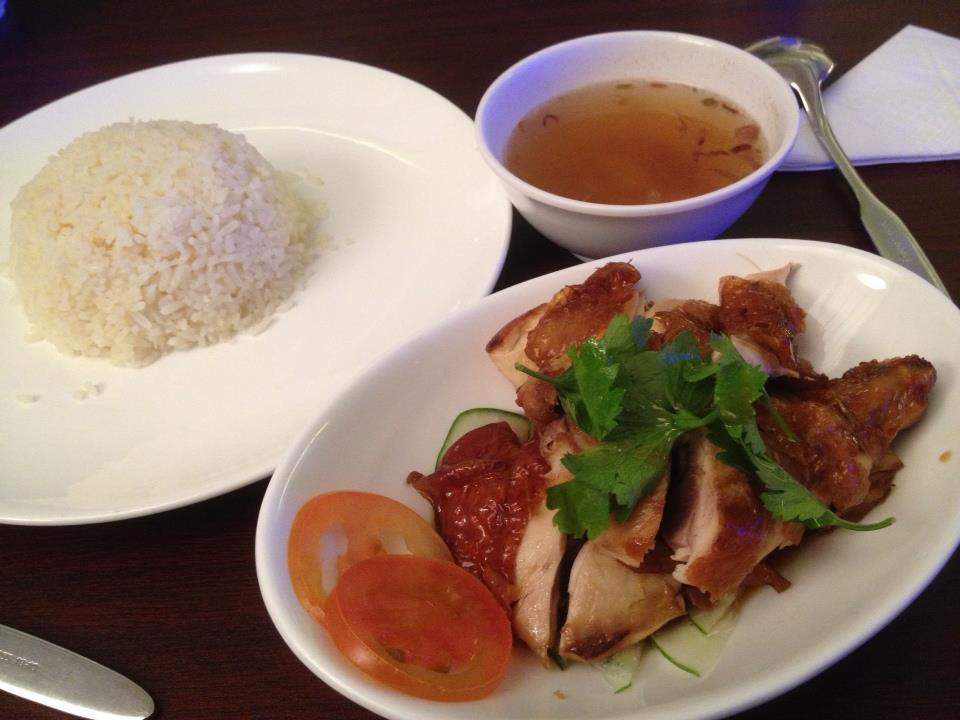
[503,80,767,205]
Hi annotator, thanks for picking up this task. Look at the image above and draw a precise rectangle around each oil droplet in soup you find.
[504,80,767,205]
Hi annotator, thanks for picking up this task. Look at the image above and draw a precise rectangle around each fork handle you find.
[786,61,949,296]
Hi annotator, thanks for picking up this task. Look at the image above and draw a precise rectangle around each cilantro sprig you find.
[517,314,893,539]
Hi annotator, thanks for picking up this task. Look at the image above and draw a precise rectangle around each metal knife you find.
[0,624,154,719]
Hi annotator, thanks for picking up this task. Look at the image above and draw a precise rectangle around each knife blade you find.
[0,624,154,719]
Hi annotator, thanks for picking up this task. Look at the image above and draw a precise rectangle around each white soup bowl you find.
[475,31,800,258]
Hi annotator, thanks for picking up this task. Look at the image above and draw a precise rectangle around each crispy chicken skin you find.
[760,396,875,512]
[648,265,806,376]
[407,423,550,610]
[790,356,936,459]
[717,265,807,377]
[524,262,642,374]
[761,355,936,514]
[486,262,642,422]
[649,299,720,355]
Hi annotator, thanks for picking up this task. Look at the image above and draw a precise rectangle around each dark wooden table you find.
[2,2,958,718]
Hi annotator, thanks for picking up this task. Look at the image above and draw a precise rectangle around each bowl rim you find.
[474,30,800,218]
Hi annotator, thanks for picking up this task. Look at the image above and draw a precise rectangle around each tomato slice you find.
[287,491,452,623]
[324,554,512,701]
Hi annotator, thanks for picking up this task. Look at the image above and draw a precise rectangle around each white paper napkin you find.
[782,25,960,170]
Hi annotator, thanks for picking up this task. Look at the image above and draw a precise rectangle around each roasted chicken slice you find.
[510,417,591,661]
[487,262,642,423]
[407,422,550,610]
[761,355,936,514]
[559,541,684,661]
[648,265,804,374]
[759,395,875,512]
[648,298,720,356]
[485,303,547,388]
[559,473,678,662]
[663,431,804,601]
[524,262,642,375]
[593,472,669,568]
[512,500,566,659]
[790,355,936,460]
[717,264,807,377]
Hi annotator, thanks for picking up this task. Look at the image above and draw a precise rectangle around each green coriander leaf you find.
[683,363,719,383]
[515,313,646,441]
[659,330,703,366]
[706,421,753,473]
[715,360,766,426]
[630,316,654,351]
[618,352,670,413]
[598,313,638,357]
[711,333,767,427]
[564,429,677,505]
[568,339,624,439]
[660,332,714,416]
[545,478,613,540]
[740,420,894,531]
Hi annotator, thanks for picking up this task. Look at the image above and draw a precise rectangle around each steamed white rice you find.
[9,119,315,366]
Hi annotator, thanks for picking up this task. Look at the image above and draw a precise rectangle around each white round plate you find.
[0,53,511,525]
[257,238,960,720]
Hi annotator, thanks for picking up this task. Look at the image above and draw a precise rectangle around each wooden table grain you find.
[2,2,958,718]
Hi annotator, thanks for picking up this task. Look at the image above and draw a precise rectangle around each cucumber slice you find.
[594,643,643,692]
[435,408,533,469]
[650,604,738,678]
[689,592,738,635]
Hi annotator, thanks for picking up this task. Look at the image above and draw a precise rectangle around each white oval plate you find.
[257,238,960,720]
[0,53,511,525]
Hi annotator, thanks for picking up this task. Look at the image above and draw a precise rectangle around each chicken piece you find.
[485,303,547,388]
[762,355,936,514]
[843,451,903,520]
[510,417,591,661]
[667,355,935,598]
[759,395,875,512]
[514,377,561,426]
[559,472,678,661]
[648,265,803,372]
[793,356,936,460]
[717,264,807,377]
[407,422,550,610]
[663,431,804,601]
[648,299,720,356]
[558,542,684,661]
[512,500,566,659]
[537,412,676,660]
[593,472,669,567]
[525,262,642,375]
[486,262,642,423]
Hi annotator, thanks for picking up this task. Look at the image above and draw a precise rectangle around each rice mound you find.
[9,119,314,367]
